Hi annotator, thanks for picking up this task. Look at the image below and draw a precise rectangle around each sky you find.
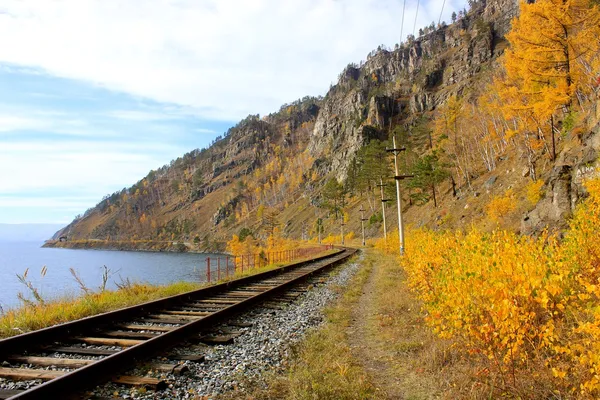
[0,0,465,224]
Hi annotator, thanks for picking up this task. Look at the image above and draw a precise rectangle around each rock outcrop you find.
[521,123,600,235]
[308,0,519,179]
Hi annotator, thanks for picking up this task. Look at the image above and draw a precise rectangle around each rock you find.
[521,165,573,235]
[484,176,497,188]
[522,167,530,178]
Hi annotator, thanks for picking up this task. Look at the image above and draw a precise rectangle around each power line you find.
[438,0,447,25]
[400,0,407,43]
[413,0,420,36]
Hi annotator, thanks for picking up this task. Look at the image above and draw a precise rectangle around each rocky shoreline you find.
[42,239,225,254]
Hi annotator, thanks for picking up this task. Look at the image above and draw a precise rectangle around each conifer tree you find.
[503,0,600,160]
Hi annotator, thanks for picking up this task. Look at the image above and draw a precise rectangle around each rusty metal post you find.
[217,257,221,281]
[206,257,211,283]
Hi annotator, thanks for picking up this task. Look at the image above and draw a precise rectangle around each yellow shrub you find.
[525,179,545,205]
[485,189,517,223]
[399,178,600,397]
[373,231,400,255]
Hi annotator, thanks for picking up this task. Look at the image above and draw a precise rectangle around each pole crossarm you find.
[386,147,406,154]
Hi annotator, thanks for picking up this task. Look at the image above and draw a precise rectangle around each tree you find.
[451,11,457,23]
[238,227,253,241]
[192,169,204,188]
[435,95,472,192]
[263,207,279,237]
[350,140,392,211]
[321,178,345,218]
[503,0,600,160]
[408,152,449,207]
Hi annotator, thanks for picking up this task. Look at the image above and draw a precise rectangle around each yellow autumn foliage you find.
[525,179,544,206]
[226,227,301,258]
[485,189,517,223]
[393,178,600,397]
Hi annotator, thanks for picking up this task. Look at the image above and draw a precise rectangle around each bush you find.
[398,178,600,397]
[369,212,383,225]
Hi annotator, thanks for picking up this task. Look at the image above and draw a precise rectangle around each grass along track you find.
[0,248,355,399]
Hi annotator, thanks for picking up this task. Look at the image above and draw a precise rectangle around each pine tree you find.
[408,152,449,207]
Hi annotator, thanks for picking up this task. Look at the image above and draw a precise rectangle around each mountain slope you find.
[48,0,600,251]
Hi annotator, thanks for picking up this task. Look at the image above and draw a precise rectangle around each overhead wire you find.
[413,0,420,36]
[400,0,407,43]
[438,0,447,25]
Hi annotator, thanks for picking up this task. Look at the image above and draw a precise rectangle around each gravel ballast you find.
[87,255,362,399]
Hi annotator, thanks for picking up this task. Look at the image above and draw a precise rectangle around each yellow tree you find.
[434,95,469,192]
[504,0,600,160]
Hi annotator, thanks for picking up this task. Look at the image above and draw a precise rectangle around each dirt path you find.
[347,261,404,399]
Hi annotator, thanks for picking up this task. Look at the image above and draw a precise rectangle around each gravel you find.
[4,255,362,399]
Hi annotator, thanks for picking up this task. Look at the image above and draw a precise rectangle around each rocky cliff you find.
[308,0,518,179]
[49,0,600,249]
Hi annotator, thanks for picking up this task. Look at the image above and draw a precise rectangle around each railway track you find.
[0,248,356,399]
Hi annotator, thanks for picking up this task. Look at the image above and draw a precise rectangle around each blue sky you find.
[0,0,464,224]
[0,66,233,223]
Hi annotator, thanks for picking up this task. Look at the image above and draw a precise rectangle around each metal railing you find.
[203,245,334,283]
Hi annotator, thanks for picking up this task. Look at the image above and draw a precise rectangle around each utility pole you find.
[359,205,368,246]
[386,136,412,255]
[317,217,322,244]
[377,176,390,241]
[340,213,346,246]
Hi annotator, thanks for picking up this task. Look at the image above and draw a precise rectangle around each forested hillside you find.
[48,0,600,252]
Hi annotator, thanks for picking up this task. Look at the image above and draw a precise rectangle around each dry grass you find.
[0,254,331,339]
[221,255,377,400]
[0,281,201,338]
[364,250,470,398]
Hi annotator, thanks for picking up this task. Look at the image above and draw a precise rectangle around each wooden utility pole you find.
[386,136,412,255]
[377,176,390,241]
[340,214,346,245]
[359,205,368,246]
[317,217,322,244]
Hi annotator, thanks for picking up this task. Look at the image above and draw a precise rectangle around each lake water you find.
[0,242,221,310]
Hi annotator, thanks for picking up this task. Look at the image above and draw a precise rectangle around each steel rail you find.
[1,248,356,399]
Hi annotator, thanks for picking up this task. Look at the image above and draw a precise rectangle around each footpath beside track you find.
[0,248,356,399]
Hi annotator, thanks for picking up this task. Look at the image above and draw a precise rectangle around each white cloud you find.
[0,0,465,121]
[0,111,106,136]
[0,140,184,197]
[107,110,179,122]
[0,196,96,209]
[195,128,217,134]
[0,115,46,132]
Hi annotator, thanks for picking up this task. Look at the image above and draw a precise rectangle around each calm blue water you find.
[0,242,220,310]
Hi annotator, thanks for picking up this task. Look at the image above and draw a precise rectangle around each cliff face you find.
[54,0,580,250]
[308,0,518,180]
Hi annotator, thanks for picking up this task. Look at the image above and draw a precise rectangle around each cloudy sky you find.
[0,0,464,224]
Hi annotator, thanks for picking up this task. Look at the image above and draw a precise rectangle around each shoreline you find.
[42,239,227,254]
